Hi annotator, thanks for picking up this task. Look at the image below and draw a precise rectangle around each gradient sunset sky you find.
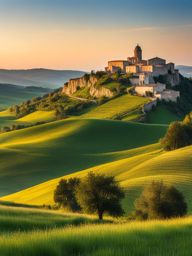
[0,0,192,71]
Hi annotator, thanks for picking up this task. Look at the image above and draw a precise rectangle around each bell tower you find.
[134,44,142,63]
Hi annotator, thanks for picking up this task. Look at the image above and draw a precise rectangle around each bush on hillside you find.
[161,121,192,151]
[54,178,81,212]
[76,172,125,220]
[134,181,187,220]
[183,112,192,125]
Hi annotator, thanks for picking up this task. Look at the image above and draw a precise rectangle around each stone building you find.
[105,45,180,102]
[135,83,166,97]
[106,45,180,86]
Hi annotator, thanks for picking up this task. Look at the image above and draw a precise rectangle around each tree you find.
[54,178,80,212]
[76,172,125,220]
[134,181,187,220]
[161,121,192,151]
[183,112,192,125]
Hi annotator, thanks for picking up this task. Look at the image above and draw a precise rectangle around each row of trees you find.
[54,172,187,220]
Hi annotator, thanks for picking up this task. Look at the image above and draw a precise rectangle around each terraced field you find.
[81,94,149,119]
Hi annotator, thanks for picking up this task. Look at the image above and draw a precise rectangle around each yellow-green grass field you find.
[81,94,149,119]
[0,110,16,127]
[0,207,191,256]
[0,118,166,198]
[17,110,56,123]
[4,143,192,214]
[0,110,56,130]
[0,205,99,234]
[147,105,183,124]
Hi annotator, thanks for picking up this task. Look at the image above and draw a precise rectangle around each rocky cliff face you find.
[62,76,114,98]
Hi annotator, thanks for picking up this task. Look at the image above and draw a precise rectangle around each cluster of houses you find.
[106,45,180,102]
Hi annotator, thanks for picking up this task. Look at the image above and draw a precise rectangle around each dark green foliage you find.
[161,121,192,151]
[174,76,192,114]
[76,172,125,220]
[9,88,94,119]
[1,121,46,134]
[54,178,81,212]
[135,181,187,220]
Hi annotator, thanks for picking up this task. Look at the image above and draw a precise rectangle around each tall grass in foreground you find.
[0,206,100,233]
[0,217,192,256]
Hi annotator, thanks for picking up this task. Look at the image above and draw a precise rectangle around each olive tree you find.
[76,172,125,220]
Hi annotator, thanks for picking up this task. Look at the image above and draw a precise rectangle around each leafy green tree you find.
[183,112,192,125]
[135,181,187,220]
[76,172,125,220]
[54,178,80,212]
[161,121,192,151]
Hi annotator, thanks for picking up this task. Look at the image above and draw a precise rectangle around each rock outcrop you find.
[62,76,114,98]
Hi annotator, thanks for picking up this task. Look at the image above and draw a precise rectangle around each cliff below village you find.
[62,75,114,98]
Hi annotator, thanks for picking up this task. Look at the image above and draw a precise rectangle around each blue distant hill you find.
[0,69,85,89]
[0,83,51,109]
[176,65,192,78]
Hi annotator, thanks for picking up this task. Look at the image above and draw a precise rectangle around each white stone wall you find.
[155,90,180,102]
[135,85,155,96]
[135,83,166,96]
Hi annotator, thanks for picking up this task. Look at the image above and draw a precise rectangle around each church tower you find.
[134,45,142,63]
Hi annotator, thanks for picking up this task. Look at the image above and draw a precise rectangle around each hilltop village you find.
[63,45,181,104]
[106,45,180,102]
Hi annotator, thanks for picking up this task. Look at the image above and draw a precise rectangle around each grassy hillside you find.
[0,84,50,110]
[0,118,166,197]
[0,205,98,234]
[17,110,56,123]
[81,94,149,120]
[147,105,182,124]
[0,214,191,256]
[0,69,85,89]
[5,143,192,213]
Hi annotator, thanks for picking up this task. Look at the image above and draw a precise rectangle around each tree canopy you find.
[161,121,192,151]
[135,181,187,220]
[54,178,80,212]
[76,172,125,220]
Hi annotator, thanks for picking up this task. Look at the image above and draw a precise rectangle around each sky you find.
[0,0,191,71]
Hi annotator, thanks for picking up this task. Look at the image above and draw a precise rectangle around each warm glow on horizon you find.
[0,0,191,70]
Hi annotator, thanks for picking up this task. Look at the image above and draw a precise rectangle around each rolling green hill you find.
[0,118,166,198]
[4,143,192,213]
[17,110,56,123]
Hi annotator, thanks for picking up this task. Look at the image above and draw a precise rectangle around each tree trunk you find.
[98,210,103,220]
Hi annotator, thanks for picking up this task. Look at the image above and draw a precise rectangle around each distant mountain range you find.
[0,84,50,110]
[0,69,85,89]
[176,65,192,78]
